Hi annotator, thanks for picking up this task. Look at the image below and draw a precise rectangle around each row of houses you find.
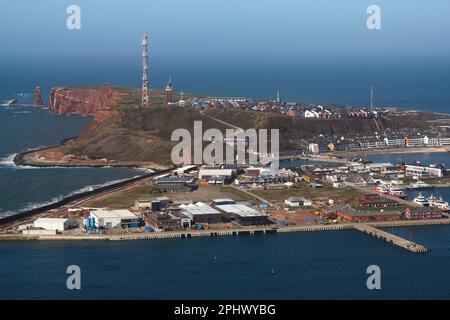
[308,136,450,154]
[304,160,446,189]
[299,107,381,119]
[334,207,443,223]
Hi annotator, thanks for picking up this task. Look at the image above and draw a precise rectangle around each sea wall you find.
[0,168,173,226]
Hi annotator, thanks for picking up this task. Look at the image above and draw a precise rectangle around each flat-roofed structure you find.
[145,212,184,231]
[179,202,223,224]
[134,199,152,208]
[405,164,444,178]
[198,167,235,181]
[212,198,236,206]
[33,218,76,232]
[155,176,194,192]
[90,209,140,229]
[215,204,269,226]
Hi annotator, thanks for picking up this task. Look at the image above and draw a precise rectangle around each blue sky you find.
[1,0,450,63]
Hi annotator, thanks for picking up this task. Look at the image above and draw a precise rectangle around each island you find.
[3,85,450,254]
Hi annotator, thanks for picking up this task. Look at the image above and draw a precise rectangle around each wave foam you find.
[0,153,17,167]
[0,175,147,218]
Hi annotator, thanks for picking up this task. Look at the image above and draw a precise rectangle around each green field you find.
[219,186,258,202]
[86,186,153,208]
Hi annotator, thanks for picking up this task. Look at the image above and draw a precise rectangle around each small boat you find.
[389,188,408,200]
[407,181,433,190]
[376,184,391,194]
[428,195,449,211]
[413,193,430,207]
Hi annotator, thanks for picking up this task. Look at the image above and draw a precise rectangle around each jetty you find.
[353,224,427,253]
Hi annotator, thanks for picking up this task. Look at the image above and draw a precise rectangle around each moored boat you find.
[413,193,430,206]
[407,181,433,190]
[428,195,449,211]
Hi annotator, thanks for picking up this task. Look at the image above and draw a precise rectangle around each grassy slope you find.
[61,87,449,166]
[85,185,154,208]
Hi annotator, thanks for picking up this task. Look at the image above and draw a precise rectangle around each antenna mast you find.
[141,33,149,108]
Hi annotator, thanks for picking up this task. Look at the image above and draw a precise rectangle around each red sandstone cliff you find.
[48,86,121,122]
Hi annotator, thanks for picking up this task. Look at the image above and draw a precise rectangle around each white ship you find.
[376,184,391,194]
[428,195,449,211]
[413,193,430,207]
[407,181,433,190]
[389,188,408,200]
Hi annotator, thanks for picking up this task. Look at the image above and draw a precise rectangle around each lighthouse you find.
[275,88,281,104]
[165,77,173,105]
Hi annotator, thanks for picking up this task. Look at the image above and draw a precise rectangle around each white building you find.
[284,197,313,207]
[33,218,76,232]
[365,163,394,171]
[179,202,223,224]
[173,165,198,175]
[439,138,450,145]
[304,110,319,118]
[198,168,235,180]
[405,165,444,178]
[214,204,268,226]
[90,209,139,229]
[308,143,320,155]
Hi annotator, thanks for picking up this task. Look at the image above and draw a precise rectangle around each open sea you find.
[2,59,450,299]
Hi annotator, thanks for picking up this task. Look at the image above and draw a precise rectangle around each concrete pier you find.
[353,224,427,253]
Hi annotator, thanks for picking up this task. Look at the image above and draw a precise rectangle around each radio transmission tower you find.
[141,33,149,108]
[370,86,374,110]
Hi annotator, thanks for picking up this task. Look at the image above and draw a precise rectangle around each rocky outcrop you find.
[48,86,122,122]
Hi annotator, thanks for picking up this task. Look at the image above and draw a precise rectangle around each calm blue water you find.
[0,107,149,217]
[1,227,450,300]
[367,152,450,166]
[406,188,450,202]
[281,159,343,168]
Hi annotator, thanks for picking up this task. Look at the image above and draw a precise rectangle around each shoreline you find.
[280,147,449,165]
[0,167,173,228]
[13,144,170,170]
[1,218,449,246]
[12,135,450,170]
[333,146,449,158]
